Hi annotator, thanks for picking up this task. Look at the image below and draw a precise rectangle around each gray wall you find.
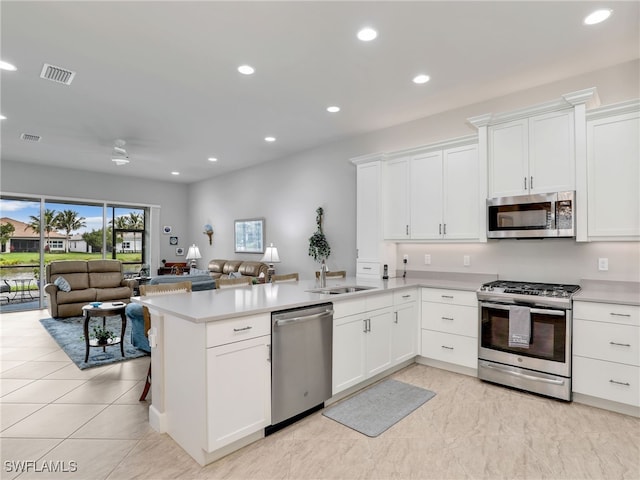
[2,60,639,283]
[187,59,640,282]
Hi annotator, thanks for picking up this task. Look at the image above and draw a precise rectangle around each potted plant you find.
[308,207,331,265]
[91,325,115,345]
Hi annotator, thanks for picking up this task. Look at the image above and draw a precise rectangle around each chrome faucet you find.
[320,260,328,288]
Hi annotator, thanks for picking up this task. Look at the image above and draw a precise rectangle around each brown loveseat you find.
[44,260,136,318]
[207,259,268,280]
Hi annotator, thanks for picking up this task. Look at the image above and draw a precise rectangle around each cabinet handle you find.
[609,379,631,387]
[402,294,411,298]
[530,176,533,190]
[443,224,447,235]
[441,345,454,350]
[441,316,454,321]
[394,312,398,324]
[439,224,442,235]
[267,344,271,363]
[610,312,631,317]
[363,267,372,270]
[233,326,252,332]
[609,341,631,347]
[363,319,367,333]
[406,225,409,235]
[441,295,454,299]
[524,177,527,190]
[363,318,371,333]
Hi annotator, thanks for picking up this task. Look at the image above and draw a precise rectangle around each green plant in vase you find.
[308,207,331,263]
[91,325,115,345]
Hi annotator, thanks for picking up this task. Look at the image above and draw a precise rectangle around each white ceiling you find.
[1,1,638,183]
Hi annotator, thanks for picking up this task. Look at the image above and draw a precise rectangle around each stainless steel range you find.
[477,280,581,401]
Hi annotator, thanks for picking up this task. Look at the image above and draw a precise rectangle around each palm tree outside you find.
[27,208,58,251]
[54,209,87,253]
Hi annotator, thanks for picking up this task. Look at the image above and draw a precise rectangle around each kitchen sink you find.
[307,285,376,295]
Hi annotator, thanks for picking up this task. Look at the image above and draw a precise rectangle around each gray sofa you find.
[147,274,215,291]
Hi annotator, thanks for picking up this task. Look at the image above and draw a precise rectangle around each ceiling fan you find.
[111,139,130,166]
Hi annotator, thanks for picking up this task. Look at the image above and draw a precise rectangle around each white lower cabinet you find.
[391,289,418,364]
[332,293,396,394]
[420,288,478,369]
[206,334,271,452]
[573,301,640,408]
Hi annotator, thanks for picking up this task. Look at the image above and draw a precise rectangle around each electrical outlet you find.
[424,254,431,265]
[598,258,609,271]
[463,255,471,267]
[403,254,409,263]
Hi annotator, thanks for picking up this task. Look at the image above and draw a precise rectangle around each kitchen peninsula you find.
[133,273,494,465]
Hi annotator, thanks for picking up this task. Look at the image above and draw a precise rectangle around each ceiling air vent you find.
[40,63,76,85]
[20,133,42,142]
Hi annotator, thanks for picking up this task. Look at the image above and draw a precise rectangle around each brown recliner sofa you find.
[207,259,268,280]
[44,260,136,318]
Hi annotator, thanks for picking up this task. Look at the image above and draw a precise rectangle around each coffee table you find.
[81,302,127,363]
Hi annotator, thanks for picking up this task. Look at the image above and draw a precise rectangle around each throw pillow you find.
[190,267,208,276]
[54,276,71,292]
[228,271,242,279]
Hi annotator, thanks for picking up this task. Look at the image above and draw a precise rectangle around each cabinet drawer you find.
[574,301,639,327]
[206,313,270,348]
[573,356,639,407]
[422,303,478,338]
[365,292,393,311]
[574,319,640,366]
[356,262,380,276]
[333,298,366,319]
[394,288,418,305]
[421,288,477,307]
[421,329,477,368]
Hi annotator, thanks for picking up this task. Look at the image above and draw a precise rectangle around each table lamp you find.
[261,243,280,282]
[186,244,202,269]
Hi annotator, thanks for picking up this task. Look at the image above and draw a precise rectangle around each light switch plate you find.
[598,258,609,271]
[424,254,431,265]
[463,255,471,267]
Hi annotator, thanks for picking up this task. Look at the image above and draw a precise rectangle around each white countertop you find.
[132,273,493,323]
[574,279,640,306]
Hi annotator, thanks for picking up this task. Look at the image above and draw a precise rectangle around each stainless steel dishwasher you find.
[270,302,333,428]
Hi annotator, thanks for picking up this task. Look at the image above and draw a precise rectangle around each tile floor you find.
[1,308,639,479]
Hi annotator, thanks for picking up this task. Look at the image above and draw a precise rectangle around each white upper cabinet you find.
[382,137,482,242]
[470,88,599,202]
[356,161,383,261]
[585,101,640,240]
[383,157,411,239]
[488,109,575,197]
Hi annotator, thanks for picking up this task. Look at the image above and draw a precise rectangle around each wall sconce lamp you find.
[185,244,202,268]
[261,243,280,282]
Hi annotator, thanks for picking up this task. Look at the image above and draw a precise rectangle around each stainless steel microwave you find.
[487,191,575,239]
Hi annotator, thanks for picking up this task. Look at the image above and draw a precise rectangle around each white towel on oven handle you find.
[509,305,531,348]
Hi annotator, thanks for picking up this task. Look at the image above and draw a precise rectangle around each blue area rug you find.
[40,315,148,370]
[323,379,436,437]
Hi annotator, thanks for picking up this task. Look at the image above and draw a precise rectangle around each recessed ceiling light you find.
[171,171,180,176]
[584,9,612,25]
[238,65,255,75]
[357,27,378,42]
[0,115,6,120]
[208,157,218,162]
[327,106,341,113]
[265,136,276,142]
[0,60,17,71]
[413,74,430,84]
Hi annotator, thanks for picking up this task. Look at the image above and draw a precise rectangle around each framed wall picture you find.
[169,236,178,245]
[175,247,185,256]
[234,218,265,254]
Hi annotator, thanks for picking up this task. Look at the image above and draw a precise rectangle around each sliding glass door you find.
[0,195,149,312]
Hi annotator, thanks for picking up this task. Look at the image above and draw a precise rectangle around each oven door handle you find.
[483,363,565,385]
[479,302,565,316]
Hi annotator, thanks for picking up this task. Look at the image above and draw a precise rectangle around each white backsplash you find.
[396,240,639,284]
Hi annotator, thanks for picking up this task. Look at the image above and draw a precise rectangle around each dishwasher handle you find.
[274,309,334,327]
